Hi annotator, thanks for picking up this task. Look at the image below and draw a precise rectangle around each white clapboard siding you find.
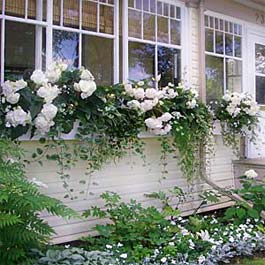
[22,134,236,244]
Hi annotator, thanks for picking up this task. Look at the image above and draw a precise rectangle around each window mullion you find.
[123,0,129,82]
[113,0,119,83]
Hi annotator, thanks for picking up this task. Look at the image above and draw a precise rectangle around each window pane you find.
[255,44,265,75]
[82,35,113,86]
[215,31,223,54]
[143,13,155,41]
[5,22,35,80]
[63,0,79,28]
[82,1,97,32]
[205,28,214,52]
[129,9,141,38]
[225,33,233,56]
[226,59,242,93]
[206,55,224,103]
[129,42,155,81]
[157,16,168,43]
[53,30,79,68]
[256,76,265,104]
[5,0,25,17]
[100,4,114,34]
[158,47,181,87]
[170,20,181,45]
[53,0,60,25]
[234,36,242,58]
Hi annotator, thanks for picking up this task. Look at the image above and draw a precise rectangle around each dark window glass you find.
[215,31,223,54]
[205,28,214,52]
[225,33,233,56]
[226,59,242,93]
[53,30,79,68]
[206,55,224,103]
[170,20,181,45]
[82,35,113,86]
[5,21,35,80]
[129,42,155,81]
[256,76,265,104]
[234,36,242,58]
[255,44,265,75]
[158,47,181,87]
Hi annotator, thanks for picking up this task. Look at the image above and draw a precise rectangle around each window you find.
[205,15,242,103]
[127,0,182,85]
[0,0,185,86]
[255,44,265,104]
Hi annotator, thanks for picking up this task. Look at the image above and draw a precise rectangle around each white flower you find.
[106,244,112,249]
[41,103,58,120]
[140,99,156,112]
[133,88,145,100]
[229,236,234,243]
[2,81,14,97]
[6,93,20,104]
[244,169,258,179]
[124,83,134,96]
[117,242,123,247]
[168,242,175,246]
[5,106,31,127]
[197,230,215,243]
[30,70,47,85]
[127,100,141,110]
[137,81,144,86]
[120,253,127,259]
[145,117,163,129]
[188,239,195,249]
[37,83,60,103]
[31,177,48,188]
[145,88,158,99]
[186,99,197,109]
[159,112,172,122]
[46,68,61,83]
[166,88,178,99]
[74,80,97,99]
[161,257,167,263]
[14,79,27,90]
[223,93,232,102]
[80,68,94,81]
[34,115,54,134]
[198,255,206,264]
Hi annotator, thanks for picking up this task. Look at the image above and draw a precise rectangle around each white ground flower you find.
[198,255,206,264]
[120,254,127,259]
[244,169,258,178]
[160,257,167,263]
[31,177,48,188]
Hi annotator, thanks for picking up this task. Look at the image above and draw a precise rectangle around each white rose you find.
[41,103,58,120]
[15,79,27,90]
[140,100,155,112]
[74,82,81,92]
[74,80,96,99]
[145,88,158,99]
[34,114,54,134]
[223,93,231,102]
[127,100,141,110]
[6,107,31,127]
[124,83,134,96]
[190,88,199,98]
[167,88,178,99]
[186,99,197,109]
[37,83,60,103]
[30,70,47,85]
[244,169,258,178]
[2,81,14,97]
[133,88,145,100]
[137,81,144,86]
[80,68,94,80]
[145,117,163,129]
[159,112,172,122]
[46,68,61,83]
[6,93,20,104]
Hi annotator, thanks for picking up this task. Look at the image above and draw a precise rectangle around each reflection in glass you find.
[158,47,181,87]
[225,33,233,56]
[100,4,114,34]
[205,29,214,52]
[215,31,223,54]
[129,9,141,38]
[82,35,113,86]
[255,44,265,74]
[5,21,35,80]
[53,30,79,68]
[206,55,224,103]
[234,36,242,58]
[226,59,242,93]
[129,42,155,81]
[63,0,79,28]
[143,13,155,41]
[256,76,265,104]
[170,20,181,45]
[5,0,25,18]
[82,1,97,32]
[157,16,168,43]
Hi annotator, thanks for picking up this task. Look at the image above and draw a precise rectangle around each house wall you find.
[20,5,237,244]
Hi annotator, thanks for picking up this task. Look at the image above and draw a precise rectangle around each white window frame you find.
[122,0,189,84]
[204,11,245,97]
[0,0,189,86]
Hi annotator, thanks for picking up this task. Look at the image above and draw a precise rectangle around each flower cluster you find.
[145,112,173,135]
[5,106,31,128]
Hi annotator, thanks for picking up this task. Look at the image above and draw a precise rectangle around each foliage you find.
[214,92,259,153]
[0,139,77,264]
[30,247,115,265]
[224,170,265,224]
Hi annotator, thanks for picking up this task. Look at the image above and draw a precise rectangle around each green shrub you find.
[0,139,77,264]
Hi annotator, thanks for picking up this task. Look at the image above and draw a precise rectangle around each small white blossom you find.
[5,106,31,127]
[244,169,258,179]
